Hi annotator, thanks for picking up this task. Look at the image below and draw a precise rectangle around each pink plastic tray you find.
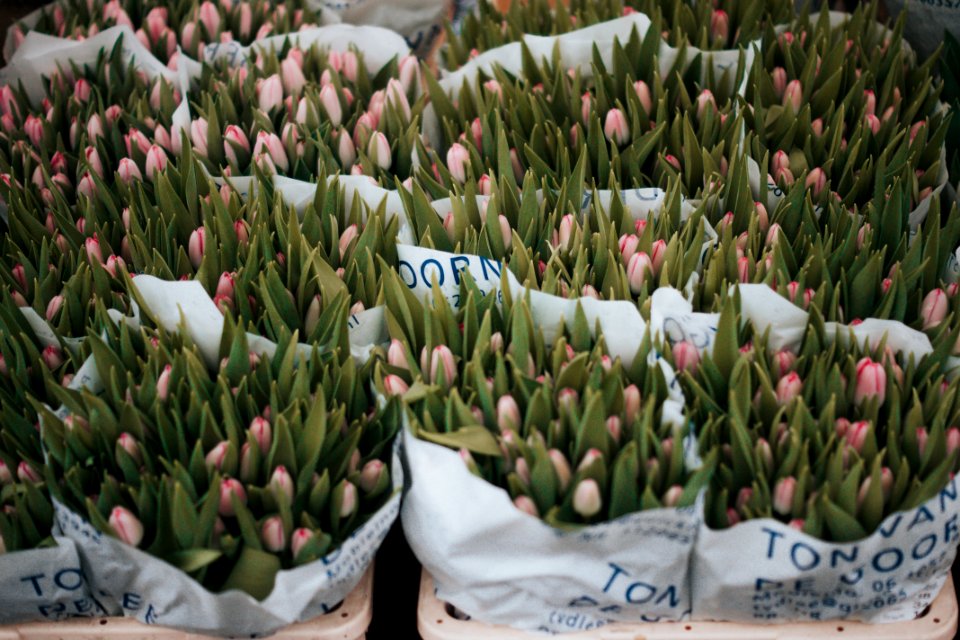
[9,565,373,640]
[418,570,959,640]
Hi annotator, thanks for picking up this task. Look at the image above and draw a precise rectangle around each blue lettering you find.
[54,568,84,591]
[840,568,864,585]
[21,573,45,596]
[912,534,937,560]
[791,542,821,571]
[602,563,627,593]
[479,256,501,280]
[945,514,958,543]
[420,259,444,287]
[830,546,859,568]
[909,506,935,529]
[879,514,903,538]
[122,592,142,611]
[449,256,470,284]
[755,578,783,591]
[872,548,904,573]
[398,260,416,288]
[625,581,656,604]
[655,584,680,607]
[762,527,785,558]
[939,479,958,512]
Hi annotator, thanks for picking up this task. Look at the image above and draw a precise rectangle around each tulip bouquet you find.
[673,300,959,540]
[6,0,322,65]
[186,43,424,182]
[0,46,181,234]
[376,264,705,523]
[40,311,398,603]
[426,40,742,194]
[743,5,948,214]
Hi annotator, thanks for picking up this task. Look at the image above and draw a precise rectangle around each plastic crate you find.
[417,570,959,640]
[8,565,373,640]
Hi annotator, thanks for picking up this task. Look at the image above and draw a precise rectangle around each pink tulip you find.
[280,57,306,94]
[633,80,652,114]
[864,114,881,135]
[618,234,639,265]
[920,288,948,329]
[109,506,144,547]
[261,516,286,552]
[116,158,142,184]
[845,420,870,453]
[238,3,252,37]
[863,90,876,117]
[340,481,358,518]
[496,395,521,431]
[258,74,283,113]
[603,108,630,146]
[772,150,793,186]
[188,228,205,268]
[253,131,289,172]
[775,372,802,405]
[624,384,641,424]
[337,129,355,168]
[223,125,250,166]
[710,9,729,45]
[572,479,602,517]
[314,85,342,128]
[771,67,787,99]
[513,496,539,517]
[580,92,592,125]
[772,476,796,515]
[383,374,409,396]
[854,358,886,406]
[205,441,230,471]
[695,90,716,119]
[269,465,295,502]
[805,168,826,198]
[156,364,172,400]
[84,235,103,264]
[189,118,209,157]
[398,55,418,92]
[626,252,652,294]
[291,527,313,558]
[385,79,411,122]
[672,341,699,373]
[24,115,43,147]
[447,143,470,183]
[422,345,457,388]
[219,478,247,518]
[248,416,272,454]
[45,295,63,322]
[368,132,391,169]
[783,80,802,113]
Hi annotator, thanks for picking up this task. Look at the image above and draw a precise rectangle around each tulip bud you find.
[805,168,826,198]
[496,395,521,431]
[260,516,286,552]
[189,118,209,157]
[219,478,247,517]
[109,506,144,547]
[603,108,630,146]
[270,465,295,502]
[546,449,572,492]
[633,81,652,114]
[783,80,802,114]
[258,74,283,113]
[854,358,886,407]
[775,372,802,405]
[572,479,602,517]
[383,374,409,397]
[290,527,314,558]
[695,90,716,120]
[771,67,787,99]
[772,151,793,186]
[447,143,470,183]
[41,345,63,370]
[318,84,343,128]
[710,9,729,45]
[367,132,392,170]
[422,345,457,387]
[156,364,172,401]
[662,485,684,507]
[513,496,539,517]
[623,384,641,424]
[45,295,63,322]
[920,289,948,329]
[116,158,142,185]
[16,461,40,483]
[845,421,870,453]
[863,90,876,117]
[626,252,652,295]
[864,114,880,135]
[247,416,272,455]
[340,481,358,518]
[205,441,231,471]
[772,476,796,516]
[672,341,699,373]
[650,239,667,275]
[0,461,11,485]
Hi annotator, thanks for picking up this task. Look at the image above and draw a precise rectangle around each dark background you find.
[0,1,955,638]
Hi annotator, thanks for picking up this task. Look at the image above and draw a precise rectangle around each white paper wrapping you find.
[0,536,107,624]
[401,421,701,633]
[310,0,450,56]
[691,475,960,623]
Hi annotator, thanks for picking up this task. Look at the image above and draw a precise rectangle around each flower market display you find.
[0,0,959,635]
